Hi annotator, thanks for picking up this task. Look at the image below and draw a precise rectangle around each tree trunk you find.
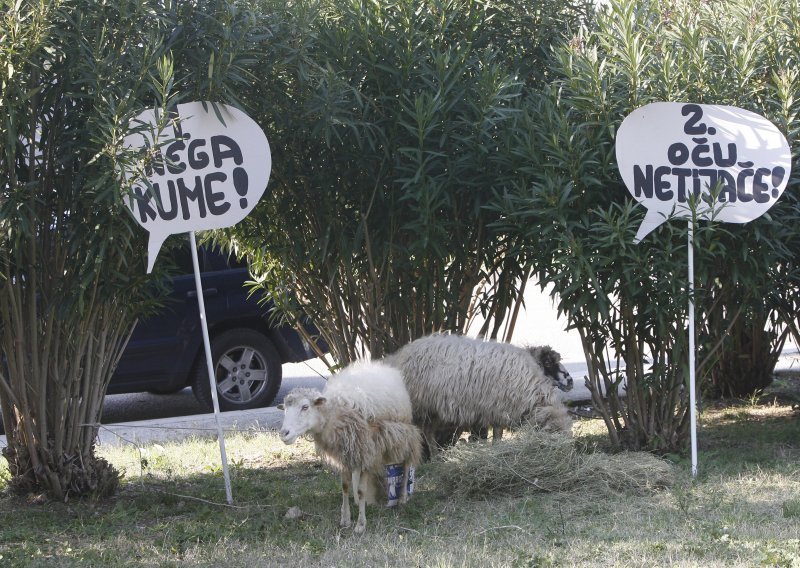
[0,278,134,499]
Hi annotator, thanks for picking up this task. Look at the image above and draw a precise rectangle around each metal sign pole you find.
[688,220,698,477]
[189,231,234,504]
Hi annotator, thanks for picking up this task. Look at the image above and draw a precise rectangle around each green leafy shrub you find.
[222,0,592,363]
[0,0,260,499]
[495,0,800,451]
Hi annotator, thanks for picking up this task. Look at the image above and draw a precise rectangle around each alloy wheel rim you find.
[214,346,269,404]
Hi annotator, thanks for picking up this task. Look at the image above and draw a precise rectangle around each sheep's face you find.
[529,346,574,392]
[549,361,573,392]
[278,389,326,445]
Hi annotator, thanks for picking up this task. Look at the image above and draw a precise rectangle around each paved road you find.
[85,362,329,448]
[99,361,328,425]
[0,362,329,449]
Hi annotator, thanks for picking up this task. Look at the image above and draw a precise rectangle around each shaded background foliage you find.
[494,0,800,452]
[221,0,592,364]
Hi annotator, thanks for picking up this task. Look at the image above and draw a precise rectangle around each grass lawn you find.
[1,379,798,567]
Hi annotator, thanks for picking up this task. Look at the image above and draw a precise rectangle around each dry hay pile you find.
[429,426,676,499]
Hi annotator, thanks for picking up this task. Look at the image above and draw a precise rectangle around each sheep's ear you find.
[313,396,327,406]
[277,404,285,411]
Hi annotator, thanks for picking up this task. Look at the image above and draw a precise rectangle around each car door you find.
[108,247,222,393]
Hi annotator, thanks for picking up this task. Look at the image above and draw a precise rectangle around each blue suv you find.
[107,246,321,412]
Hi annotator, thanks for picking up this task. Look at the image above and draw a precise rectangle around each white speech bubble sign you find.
[616,102,791,243]
[122,101,271,272]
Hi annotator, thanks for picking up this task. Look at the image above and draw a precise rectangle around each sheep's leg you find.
[351,471,360,505]
[340,470,352,528]
[399,463,410,505]
[354,469,368,535]
[492,427,503,441]
[469,426,489,442]
[423,427,439,459]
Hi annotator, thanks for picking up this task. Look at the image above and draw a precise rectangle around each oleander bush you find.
[0,0,260,499]
[493,0,800,452]
[221,0,592,363]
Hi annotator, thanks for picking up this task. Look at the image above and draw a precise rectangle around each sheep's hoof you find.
[354,522,366,535]
[340,517,351,528]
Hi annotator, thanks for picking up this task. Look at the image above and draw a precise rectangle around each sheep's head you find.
[277,388,326,444]
[528,345,573,392]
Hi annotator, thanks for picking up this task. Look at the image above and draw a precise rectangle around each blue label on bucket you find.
[385,463,415,507]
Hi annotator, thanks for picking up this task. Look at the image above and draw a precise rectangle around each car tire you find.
[147,386,186,395]
[191,329,282,412]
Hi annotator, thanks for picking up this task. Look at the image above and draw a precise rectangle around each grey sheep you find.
[383,334,574,450]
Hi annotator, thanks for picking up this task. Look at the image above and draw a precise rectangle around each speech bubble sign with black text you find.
[616,102,791,242]
[123,101,271,272]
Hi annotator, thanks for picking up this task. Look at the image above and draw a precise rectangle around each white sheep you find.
[324,360,413,422]
[278,387,423,534]
[382,334,574,450]
[322,360,416,506]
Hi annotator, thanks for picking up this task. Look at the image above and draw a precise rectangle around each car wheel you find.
[191,329,282,412]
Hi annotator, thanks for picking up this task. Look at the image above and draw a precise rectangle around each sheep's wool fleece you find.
[324,361,414,422]
[314,401,423,475]
[384,334,568,430]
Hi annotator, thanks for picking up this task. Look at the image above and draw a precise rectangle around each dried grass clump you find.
[429,426,676,498]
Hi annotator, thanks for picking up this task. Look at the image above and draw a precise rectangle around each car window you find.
[202,245,247,272]
[227,254,247,270]
[154,240,246,275]
[171,245,197,274]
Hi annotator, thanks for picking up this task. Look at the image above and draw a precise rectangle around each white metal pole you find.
[189,231,234,504]
[687,221,698,477]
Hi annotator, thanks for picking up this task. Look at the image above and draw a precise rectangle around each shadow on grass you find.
[1,398,798,567]
[0,452,445,567]
[696,402,800,475]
